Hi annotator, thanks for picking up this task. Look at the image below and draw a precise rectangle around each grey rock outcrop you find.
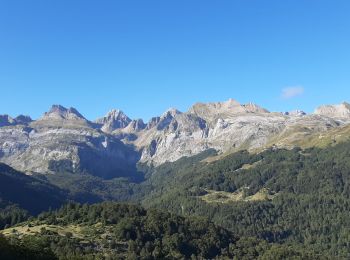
[125,119,146,132]
[132,99,348,165]
[0,105,140,179]
[1,100,350,175]
[14,115,33,125]
[0,114,32,127]
[315,102,350,119]
[95,109,132,133]
[0,115,15,127]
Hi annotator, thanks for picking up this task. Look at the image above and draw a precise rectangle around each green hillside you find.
[1,202,319,259]
[139,141,350,258]
[2,139,350,258]
[0,163,69,230]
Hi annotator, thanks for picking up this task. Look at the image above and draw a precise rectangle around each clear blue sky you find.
[0,0,350,121]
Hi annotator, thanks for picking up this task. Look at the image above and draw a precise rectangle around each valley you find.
[1,100,350,259]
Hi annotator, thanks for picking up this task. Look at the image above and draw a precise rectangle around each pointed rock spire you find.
[96,109,132,132]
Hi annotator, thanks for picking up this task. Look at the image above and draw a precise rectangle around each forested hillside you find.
[140,141,350,258]
[0,163,67,214]
[1,202,319,259]
[0,163,69,230]
[2,140,350,258]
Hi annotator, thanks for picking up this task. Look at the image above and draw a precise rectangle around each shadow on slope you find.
[0,163,67,215]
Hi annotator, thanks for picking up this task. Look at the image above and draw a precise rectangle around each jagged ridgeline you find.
[1,100,350,180]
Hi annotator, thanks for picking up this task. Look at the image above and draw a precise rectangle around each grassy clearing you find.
[0,224,85,238]
[199,188,276,204]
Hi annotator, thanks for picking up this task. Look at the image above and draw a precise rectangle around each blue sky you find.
[0,0,350,121]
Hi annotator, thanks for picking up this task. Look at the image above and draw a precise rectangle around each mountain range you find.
[1,99,350,178]
[2,99,350,258]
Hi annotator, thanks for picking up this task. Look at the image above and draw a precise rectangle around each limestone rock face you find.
[1,100,350,175]
[125,119,146,132]
[95,109,132,133]
[188,99,269,124]
[31,105,93,129]
[42,105,85,120]
[132,100,349,165]
[315,102,350,119]
[0,105,140,179]
[135,112,208,163]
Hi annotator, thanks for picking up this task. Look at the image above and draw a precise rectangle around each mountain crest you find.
[314,102,350,118]
[242,102,270,113]
[161,108,182,118]
[189,98,269,122]
[0,115,15,127]
[125,119,146,132]
[0,114,32,127]
[96,109,132,133]
[42,105,86,120]
[14,115,33,124]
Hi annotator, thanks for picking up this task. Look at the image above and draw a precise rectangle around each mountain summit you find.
[41,105,86,121]
[188,99,269,123]
[30,104,93,129]
[314,102,350,119]
[0,114,32,127]
[1,99,350,174]
[95,109,132,133]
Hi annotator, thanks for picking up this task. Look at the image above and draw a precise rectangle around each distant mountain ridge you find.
[0,105,140,179]
[1,99,350,176]
[0,114,32,127]
[314,102,350,119]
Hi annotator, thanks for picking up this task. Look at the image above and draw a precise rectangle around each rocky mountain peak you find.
[161,108,182,118]
[42,105,86,121]
[223,98,241,107]
[2,98,350,173]
[14,115,33,124]
[242,102,270,113]
[0,115,15,127]
[189,99,269,123]
[146,117,161,130]
[154,108,181,131]
[0,114,32,127]
[126,119,146,132]
[100,109,130,122]
[96,109,132,133]
[314,102,350,118]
